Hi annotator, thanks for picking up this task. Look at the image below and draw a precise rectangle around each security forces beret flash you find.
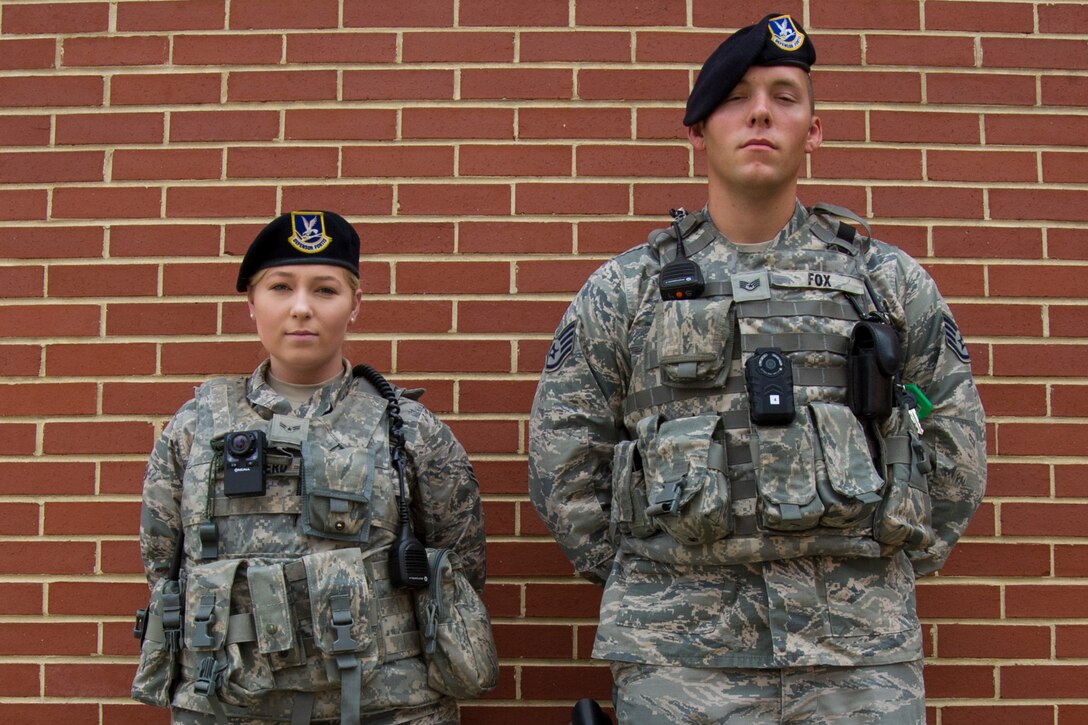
[684,13,816,127]
[236,210,360,291]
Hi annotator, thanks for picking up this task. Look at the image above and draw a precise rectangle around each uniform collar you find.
[246,358,354,418]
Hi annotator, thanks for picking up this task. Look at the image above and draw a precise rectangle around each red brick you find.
[458,379,539,415]
[927,1,1035,33]
[227,147,338,179]
[633,181,717,216]
[519,338,554,373]
[166,185,276,218]
[1056,544,1088,577]
[525,582,603,618]
[484,501,516,536]
[460,300,569,333]
[0,189,47,221]
[999,421,1088,457]
[1050,307,1088,337]
[354,301,453,335]
[397,340,510,374]
[0,542,95,575]
[343,69,454,101]
[577,144,688,178]
[0,462,96,496]
[0,664,41,697]
[636,107,691,140]
[1002,503,1088,537]
[1002,664,1088,699]
[161,341,265,375]
[0,304,99,337]
[963,502,995,537]
[117,0,225,31]
[2,2,109,34]
[989,265,1085,298]
[460,0,567,26]
[460,145,571,177]
[1042,151,1088,183]
[229,0,338,29]
[983,38,1088,71]
[811,147,922,181]
[937,623,1050,660]
[493,623,572,659]
[343,0,454,27]
[579,220,659,255]
[462,706,572,725]
[942,543,1051,577]
[521,663,613,700]
[937,705,1054,725]
[112,148,222,181]
[173,32,280,64]
[288,32,397,64]
[102,382,199,416]
[516,183,628,215]
[285,109,397,141]
[281,185,393,217]
[1053,385,1088,418]
[101,539,143,575]
[520,31,628,62]
[110,223,219,257]
[0,38,56,70]
[45,663,135,698]
[871,186,983,220]
[1057,624,1088,659]
[867,34,975,67]
[0,424,33,455]
[0,75,102,108]
[986,113,1088,147]
[447,420,520,454]
[170,110,280,142]
[817,110,867,143]
[462,68,572,100]
[0,383,96,416]
[0,623,96,656]
[579,69,689,101]
[48,263,157,297]
[576,0,683,26]
[929,150,1037,183]
[162,261,242,295]
[520,107,632,140]
[986,462,1049,498]
[1040,2,1088,33]
[342,145,454,178]
[932,225,1042,259]
[55,112,163,145]
[227,70,337,102]
[691,1,804,29]
[61,36,168,67]
[357,222,454,255]
[45,501,140,536]
[814,69,921,103]
[460,221,573,255]
[106,302,218,337]
[635,30,726,63]
[51,186,161,220]
[44,421,155,455]
[398,184,510,216]
[871,110,981,145]
[950,303,1041,338]
[991,189,1088,223]
[0,503,37,536]
[0,345,41,376]
[0,114,51,146]
[110,72,221,105]
[403,108,514,140]
[0,583,43,615]
[402,31,513,62]
[0,266,44,297]
[975,382,1045,417]
[100,460,148,496]
[517,259,604,293]
[395,261,508,295]
[922,665,995,699]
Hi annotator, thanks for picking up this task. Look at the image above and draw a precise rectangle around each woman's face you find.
[247,265,362,385]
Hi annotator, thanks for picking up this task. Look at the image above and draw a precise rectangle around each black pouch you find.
[847,321,900,420]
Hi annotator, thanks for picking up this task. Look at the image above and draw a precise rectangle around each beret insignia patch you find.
[769,15,804,52]
[289,211,333,254]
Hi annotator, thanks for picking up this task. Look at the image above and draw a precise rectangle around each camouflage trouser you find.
[170,697,459,725]
[610,659,925,724]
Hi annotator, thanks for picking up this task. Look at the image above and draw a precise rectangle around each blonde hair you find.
[246,266,360,293]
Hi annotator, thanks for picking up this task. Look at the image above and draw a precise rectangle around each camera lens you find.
[758,352,783,376]
[227,432,255,457]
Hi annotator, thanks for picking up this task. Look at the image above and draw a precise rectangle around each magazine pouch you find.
[875,432,936,549]
[131,577,181,707]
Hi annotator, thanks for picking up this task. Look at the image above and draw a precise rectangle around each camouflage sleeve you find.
[404,403,487,593]
[139,398,197,589]
[890,250,987,576]
[528,258,634,585]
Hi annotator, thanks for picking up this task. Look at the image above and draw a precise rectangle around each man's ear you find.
[805,115,823,154]
[687,122,707,151]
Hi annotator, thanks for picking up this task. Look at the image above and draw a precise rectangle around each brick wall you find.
[0,0,1085,722]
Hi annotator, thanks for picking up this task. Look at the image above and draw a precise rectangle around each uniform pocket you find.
[639,413,732,545]
[613,558,738,637]
[752,418,823,531]
[609,439,654,539]
[809,402,883,528]
[651,296,734,388]
[874,433,935,549]
[415,548,498,699]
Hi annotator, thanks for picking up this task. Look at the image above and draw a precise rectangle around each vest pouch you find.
[847,321,900,420]
[809,402,884,528]
[875,432,936,549]
[183,559,276,709]
[752,417,823,531]
[640,413,732,545]
[415,548,499,699]
[651,296,734,388]
[303,548,381,682]
[302,433,375,542]
[131,578,180,707]
[609,439,655,539]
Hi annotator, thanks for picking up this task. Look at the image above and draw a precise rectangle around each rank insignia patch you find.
[289,211,333,254]
[943,313,970,363]
[768,15,804,52]
[544,321,577,372]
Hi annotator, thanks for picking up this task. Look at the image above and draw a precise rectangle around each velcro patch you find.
[544,321,577,373]
[942,314,970,363]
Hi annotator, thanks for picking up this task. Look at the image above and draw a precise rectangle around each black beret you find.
[684,13,816,127]
[236,210,360,292]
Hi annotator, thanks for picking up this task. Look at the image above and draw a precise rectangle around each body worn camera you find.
[745,347,796,425]
[223,429,267,497]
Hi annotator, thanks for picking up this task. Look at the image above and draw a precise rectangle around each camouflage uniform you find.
[529,203,986,721]
[135,360,486,724]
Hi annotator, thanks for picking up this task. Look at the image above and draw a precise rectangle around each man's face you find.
[688,65,822,196]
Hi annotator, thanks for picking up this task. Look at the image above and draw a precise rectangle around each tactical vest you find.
[138,376,441,722]
[610,206,934,562]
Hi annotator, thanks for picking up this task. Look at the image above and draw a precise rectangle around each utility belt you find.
[132,548,422,724]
